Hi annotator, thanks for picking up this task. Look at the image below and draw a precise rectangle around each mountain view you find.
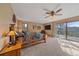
[57,21,79,37]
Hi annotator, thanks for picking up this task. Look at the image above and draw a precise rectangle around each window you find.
[67,21,79,37]
[22,24,28,31]
[56,23,66,39]
[56,21,79,42]
[25,24,27,28]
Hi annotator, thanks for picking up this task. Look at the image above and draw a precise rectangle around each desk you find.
[0,39,22,56]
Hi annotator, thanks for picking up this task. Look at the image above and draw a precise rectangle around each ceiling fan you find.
[43,4,63,18]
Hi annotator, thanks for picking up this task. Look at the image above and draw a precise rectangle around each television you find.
[45,25,51,30]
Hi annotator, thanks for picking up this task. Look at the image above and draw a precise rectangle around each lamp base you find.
[8,38,16,46]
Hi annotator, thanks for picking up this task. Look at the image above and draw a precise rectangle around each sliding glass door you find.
[56,23,66,39]
[67,21,79,42]
[56,21,79,42]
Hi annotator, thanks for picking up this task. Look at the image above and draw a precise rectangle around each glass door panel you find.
[56,23,66,39]
[67,21,79,42]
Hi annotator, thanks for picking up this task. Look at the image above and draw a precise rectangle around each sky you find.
[57,21,79,28]
[67,21,79,27]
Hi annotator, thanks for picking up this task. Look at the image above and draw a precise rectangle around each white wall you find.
[0,4,13,34]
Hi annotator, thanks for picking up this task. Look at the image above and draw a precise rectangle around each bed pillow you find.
[34,32,41,39]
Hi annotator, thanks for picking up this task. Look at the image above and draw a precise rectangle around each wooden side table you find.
[0,40,22,56]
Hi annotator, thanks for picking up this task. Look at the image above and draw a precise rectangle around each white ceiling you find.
[11,3,79,24]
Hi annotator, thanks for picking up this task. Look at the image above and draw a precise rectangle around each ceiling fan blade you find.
[46,12,50,14]
[43,8,50,12]
[53,4,61,11]
[55,14,63,15]
[56,9,62,13]
[44,16,50,18]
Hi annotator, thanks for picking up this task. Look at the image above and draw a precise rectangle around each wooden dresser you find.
[0,40,22,56]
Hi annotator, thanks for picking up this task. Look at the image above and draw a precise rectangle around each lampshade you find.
[2,31,7,37]
[8,31,15,36]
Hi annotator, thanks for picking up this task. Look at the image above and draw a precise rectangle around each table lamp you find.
[8,31,15,45]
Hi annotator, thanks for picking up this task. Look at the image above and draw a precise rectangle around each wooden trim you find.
[55,16,79,24]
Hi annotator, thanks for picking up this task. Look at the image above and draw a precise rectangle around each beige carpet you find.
[21,37,79,56]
